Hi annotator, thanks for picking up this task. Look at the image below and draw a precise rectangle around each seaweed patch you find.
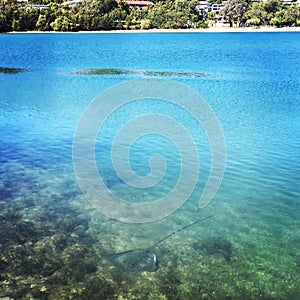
[0,67,28,74]
[70,68,221,78]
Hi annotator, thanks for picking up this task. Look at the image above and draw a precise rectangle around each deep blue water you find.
[0,33,299,299]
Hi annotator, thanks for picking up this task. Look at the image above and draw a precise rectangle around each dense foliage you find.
[0,0,300,32]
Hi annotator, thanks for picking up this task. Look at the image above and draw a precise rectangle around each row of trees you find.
[0,0,300,32]
[219,0,300,27]
[246,0,300,27]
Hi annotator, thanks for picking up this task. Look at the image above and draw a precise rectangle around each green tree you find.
[264,0,282,15]
[75,0,123,30]
[51,15,72,31]
[146,0,202,29]
[147,0,186,29]
[246,0,290,26]
[270,3,300,27]
[221,0,248,27]
[270,10,285,27]
[124,7,142,29]
[36,14,50,31]
[0,3,12,32]
[283,3,300,26]
[11,7,40,31]
[140,19,151,29]
[245,1,271,26]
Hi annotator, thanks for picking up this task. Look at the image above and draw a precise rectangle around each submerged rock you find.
[196,236,232,262]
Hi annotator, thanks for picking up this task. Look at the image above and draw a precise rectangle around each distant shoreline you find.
[6,26,300,34]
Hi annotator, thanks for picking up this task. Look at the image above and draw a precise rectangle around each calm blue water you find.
[0,33,299,299]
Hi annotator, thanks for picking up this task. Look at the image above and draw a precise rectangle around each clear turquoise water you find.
[0,33,299,299]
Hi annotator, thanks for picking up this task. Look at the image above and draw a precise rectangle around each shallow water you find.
[0,33,299,299]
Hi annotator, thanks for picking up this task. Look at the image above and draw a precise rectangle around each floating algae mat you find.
[0,67,28,74]
[107,215,214,272]
[70,68,220,78]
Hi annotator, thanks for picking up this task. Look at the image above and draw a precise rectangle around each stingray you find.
[106,215,215,272]
[197,236,232,262]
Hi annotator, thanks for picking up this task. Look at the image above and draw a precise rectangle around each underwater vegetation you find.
[0,67,28,74]
[0,162,111,299]
[0,147,299,299]
[0,205,101,299]
[70,68,220,79]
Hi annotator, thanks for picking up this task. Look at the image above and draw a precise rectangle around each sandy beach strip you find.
[106,26,300,33]
[7,26,300,34]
